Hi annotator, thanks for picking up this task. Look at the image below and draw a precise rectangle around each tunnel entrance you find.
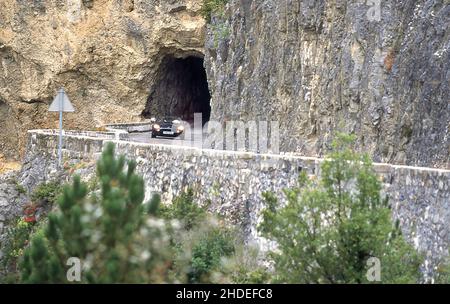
[142,55,211,125]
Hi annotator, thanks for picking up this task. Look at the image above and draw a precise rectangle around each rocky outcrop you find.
[0,172,28,228]
[0,0,206,159]
[205,0,449,168]
[0,172,28,264]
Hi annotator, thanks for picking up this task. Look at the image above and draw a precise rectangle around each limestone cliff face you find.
[205,0,449,168]
[0,0,205,159]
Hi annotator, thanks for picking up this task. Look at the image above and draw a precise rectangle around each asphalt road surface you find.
[128,128,204,147]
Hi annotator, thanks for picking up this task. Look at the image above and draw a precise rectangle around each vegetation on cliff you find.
[0,181,62,282]
[201,0,228,22]
[15,143,254,283]
[20,144,175,283]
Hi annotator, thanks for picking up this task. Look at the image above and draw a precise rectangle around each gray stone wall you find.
[9,130,450,281]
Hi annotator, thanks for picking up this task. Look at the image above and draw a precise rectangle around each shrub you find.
[0,218,38,283]
[158,189,241,283]
[30,181,62,206]
[159,189,267,284]
[157,188,208,230]
[156,179,281,283]
[232,267,271,284]
[1,182,62,282]
[259,133,423,283]
[187,227,235,283]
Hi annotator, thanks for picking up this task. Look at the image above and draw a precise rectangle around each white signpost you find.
[49,88,75,167]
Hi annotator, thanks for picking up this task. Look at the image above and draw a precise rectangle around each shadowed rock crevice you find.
[142,55,211,124]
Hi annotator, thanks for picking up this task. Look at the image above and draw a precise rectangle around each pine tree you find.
[259,133,423,283]
[20,143,174,283]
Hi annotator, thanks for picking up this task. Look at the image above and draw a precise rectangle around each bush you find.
[259,133,423,283]
[232,267,271,284]
[158,189,243,283]
[159,188,268,284]
[30,181,62,206]
[1,182,61,282]
[187,227,235,283]
[1,219,35,282]
[157,188,208,230]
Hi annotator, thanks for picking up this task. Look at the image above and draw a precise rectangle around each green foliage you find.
[14,180,26,195]
[19,143,175,283]
[158,188,268,284]
[30,181,62,206]
[171,218,261,283]
[201,0,228,23]
[87,175,99,192]
[158,189,208,230]
[157,188,234,283]
[1,219,35,282]
[16,134,424,284]
[158,189,249,283]
[15,146,250,284]
[187,228,235,283]
[1,182,61,282]
[229,246,271,284]
[435,257,450,283]
[232,267,271,284]
[259,133,423,284]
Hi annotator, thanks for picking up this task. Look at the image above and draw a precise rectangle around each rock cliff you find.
[205,0,449,167]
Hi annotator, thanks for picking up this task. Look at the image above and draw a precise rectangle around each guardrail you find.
[28,129,129,141]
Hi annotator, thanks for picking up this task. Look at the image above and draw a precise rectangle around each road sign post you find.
[49,88,75,167]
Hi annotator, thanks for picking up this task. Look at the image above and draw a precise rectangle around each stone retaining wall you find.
[105,122,153,133]
[16,130,450,281]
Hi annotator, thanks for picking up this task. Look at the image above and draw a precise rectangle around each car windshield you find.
[161,117,181,123]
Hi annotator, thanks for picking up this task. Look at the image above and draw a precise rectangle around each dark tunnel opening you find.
[142,55,211,125]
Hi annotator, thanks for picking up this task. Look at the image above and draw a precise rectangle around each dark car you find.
[150,116,185,139]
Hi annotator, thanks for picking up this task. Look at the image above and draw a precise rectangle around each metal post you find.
[49,87,74,168]
[58,89,63,167]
